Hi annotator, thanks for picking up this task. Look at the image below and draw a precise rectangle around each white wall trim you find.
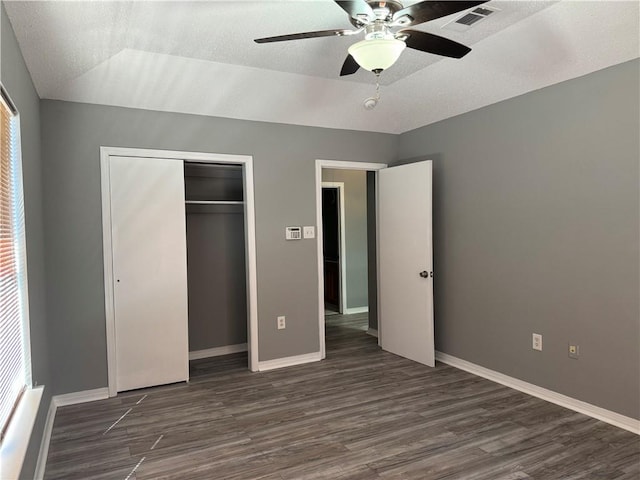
[374,170,382,348]
[257,352,322,372]
[366,328,378,338]
[99,149,118,397]
[321,182,347,314]
[189,343,248,361]
[34,388,110,479]
[345,306,369,315]
[100,146,260,396]
[436,352,640,435]
[53,388,110,407]
[34,397,56,480]
[242,156,260,373]
[315,160,387,360]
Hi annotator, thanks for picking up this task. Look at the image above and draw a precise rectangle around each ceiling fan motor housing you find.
[364,22,393,40]
[367,1,404,20]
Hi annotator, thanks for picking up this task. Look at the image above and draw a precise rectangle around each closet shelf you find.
[185,200,244,205]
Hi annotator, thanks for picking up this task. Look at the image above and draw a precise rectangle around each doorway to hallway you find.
[315,158,435,368]
[320,167,379,353]
[322,184,343,316]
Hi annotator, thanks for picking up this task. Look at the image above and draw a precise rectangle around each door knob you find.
[419,271,428,278]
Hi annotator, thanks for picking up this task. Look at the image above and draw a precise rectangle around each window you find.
[0,85,31,442]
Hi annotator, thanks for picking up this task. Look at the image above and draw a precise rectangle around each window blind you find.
[0,87,30,441]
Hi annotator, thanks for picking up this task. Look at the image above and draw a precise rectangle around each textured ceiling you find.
[4,0,639,133]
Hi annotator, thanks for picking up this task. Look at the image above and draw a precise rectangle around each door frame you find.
[315,160,387,359]
[101,146,259,396]
[321,182,346,314]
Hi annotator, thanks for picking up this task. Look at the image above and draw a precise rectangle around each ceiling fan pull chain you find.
[363,73,381,110]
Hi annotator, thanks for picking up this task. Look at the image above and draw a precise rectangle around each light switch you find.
[303,226,315,239]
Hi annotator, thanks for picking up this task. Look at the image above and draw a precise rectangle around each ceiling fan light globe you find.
[348,38,406,72]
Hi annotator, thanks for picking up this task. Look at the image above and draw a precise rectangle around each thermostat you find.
[285,226,302,240]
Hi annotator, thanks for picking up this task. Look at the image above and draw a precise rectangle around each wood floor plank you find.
[44,313,640,479]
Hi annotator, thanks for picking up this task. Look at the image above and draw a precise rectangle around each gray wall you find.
[40,99,398,392]
[1,4,52,478]
[398,59,640,419]
[322,168,369,310]
[186,208,247,350]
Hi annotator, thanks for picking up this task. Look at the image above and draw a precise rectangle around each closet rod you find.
[185,200,244,205]
[184,162,242,169]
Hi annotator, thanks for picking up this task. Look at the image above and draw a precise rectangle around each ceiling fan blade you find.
[393,1,489,27]
[254,29,359,43]
[340,54,360,76]
[334,1,374,21]
[400,30,471,58]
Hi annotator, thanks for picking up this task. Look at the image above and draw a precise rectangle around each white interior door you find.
[378,161,434,367]
[109,156,189,391]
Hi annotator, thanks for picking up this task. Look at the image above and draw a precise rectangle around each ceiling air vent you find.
[443,6,497,32]
[470,7,495,17]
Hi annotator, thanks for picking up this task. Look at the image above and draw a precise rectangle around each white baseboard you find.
[34,387,109,480]
[366,328,378,338]
[53,388,110,407]
[189,343,247,361]
[34,397,56,480]
[436,351,640,435]
[344,307,369,315]
[258,352,322,372]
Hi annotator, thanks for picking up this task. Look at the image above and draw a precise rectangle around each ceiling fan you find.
[254,1,489,77]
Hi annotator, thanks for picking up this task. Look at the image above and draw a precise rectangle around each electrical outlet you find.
[277,316,286,330]
[532,333,542,351]
[568,343,579,359]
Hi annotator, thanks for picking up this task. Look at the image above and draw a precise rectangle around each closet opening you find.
[184,162,249,368]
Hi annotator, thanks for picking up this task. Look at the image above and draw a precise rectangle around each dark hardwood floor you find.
[44,313,639,479]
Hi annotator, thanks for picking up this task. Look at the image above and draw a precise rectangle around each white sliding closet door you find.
[109,156,189,391]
